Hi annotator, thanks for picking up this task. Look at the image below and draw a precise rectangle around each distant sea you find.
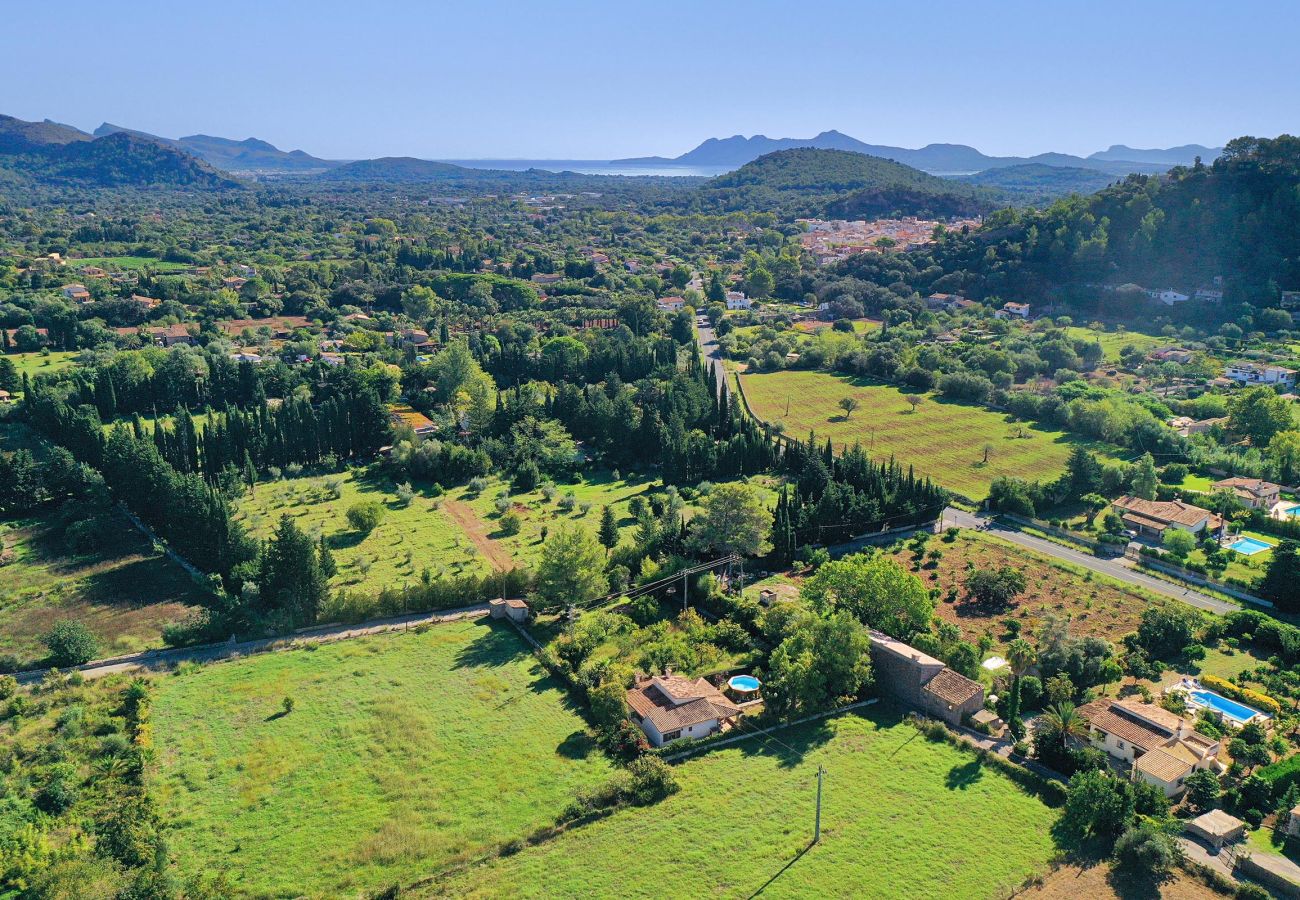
[440,159,727,178]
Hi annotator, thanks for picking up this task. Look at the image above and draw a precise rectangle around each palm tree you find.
[1004,638,1037,734]
[1040,701,1089,747]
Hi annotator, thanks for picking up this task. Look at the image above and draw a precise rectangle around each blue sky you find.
[4,0,1296,160]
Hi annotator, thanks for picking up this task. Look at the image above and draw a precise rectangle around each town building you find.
[1077,698,1221,797]
[61,283,91,302]
[725,291,752,310]
[994,301,1031,320]
[625,672,743,747]
[1112,495,1217,538]
[867,630,984,726]
[656,296,687,312]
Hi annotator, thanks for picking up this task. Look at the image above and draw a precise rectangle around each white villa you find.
[1078,698,1222,797]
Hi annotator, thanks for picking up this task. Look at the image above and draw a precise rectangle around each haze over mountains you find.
[615,129,1222,175]
[0,112,1226,209]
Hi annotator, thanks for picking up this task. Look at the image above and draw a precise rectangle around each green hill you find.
[0,114,240,189]
[934,134,1300,305]
[321,156,479,182]
[688,148,999,217]
[954,163,1118,204]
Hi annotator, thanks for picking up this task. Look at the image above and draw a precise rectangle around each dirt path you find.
[444,499,516,571]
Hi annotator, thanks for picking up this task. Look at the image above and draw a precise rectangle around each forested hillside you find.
[930,134,1300,306]
[686,148,998,218]
[0,117,240,190]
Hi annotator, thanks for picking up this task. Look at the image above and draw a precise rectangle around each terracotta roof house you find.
[994,301,1031,319]
[221,276,249,291]
[61,283,91,302]
[1112,495,1217,538]
[1078,698,1221,797]
[388,403,438,437]
[656,296,686,312]
[867,630,985,726]
[626,672,743,747]
[1213,477,1281,510]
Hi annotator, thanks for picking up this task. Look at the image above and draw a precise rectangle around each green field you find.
[235,468,495,588]
[425,706,1059,899]
[0,505,206,668]
[739,370,1102,499]
[235,468,663,590]
[70,255,191,272]
[151,619,614,897]
[4,350,79,381]
[1063,326,1165,363]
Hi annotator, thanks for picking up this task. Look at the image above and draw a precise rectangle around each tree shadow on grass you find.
[736,719,837,769]
[326,531,366,551]
[556,729,598,760]
[451,622,529,670]
[945,757,985,790]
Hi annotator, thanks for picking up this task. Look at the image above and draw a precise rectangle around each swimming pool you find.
[1282,504,1300,519]
[728,675,761,693]
[1229,537,1273,556]
[1188,689,1268,725]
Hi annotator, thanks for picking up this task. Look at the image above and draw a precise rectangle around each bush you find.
[1113,823,1180,879]
[346,500,385,534]
[42,621,99,667]
[626,756,679,805]
[499,510,522,536]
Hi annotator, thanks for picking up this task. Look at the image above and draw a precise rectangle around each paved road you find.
[15,603,491,684]
[696,320,729,397]
[942,506,1237,615]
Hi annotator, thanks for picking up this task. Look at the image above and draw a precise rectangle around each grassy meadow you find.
[1062,326,1165,363]
[70,255,191,271]
[150,619,614,897]
[0,506,206,668]
[423,705,1060,900]
[4,349,79,382]
[738,370,1102,499]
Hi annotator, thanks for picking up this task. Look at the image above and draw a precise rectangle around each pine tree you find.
[598,504,619,550]
[318,535,338,579]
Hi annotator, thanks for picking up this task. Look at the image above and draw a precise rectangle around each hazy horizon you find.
[4,0,1296,160]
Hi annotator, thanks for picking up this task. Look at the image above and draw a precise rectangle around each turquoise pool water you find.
[1229,537,1273,556]
[1283,504,1300,518]
[1188,689,1267,724]
[729,675,761,692]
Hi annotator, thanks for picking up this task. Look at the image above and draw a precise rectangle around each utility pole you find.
[814,766,825,844]
[681,568,688,614]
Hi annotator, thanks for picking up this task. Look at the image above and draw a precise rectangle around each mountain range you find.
[614,130,1221,175]
[0,115,239,189]
[92,123,339,173]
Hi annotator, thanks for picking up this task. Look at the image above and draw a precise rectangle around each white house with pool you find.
[1078,698,1223,798]
[625,672,745,747]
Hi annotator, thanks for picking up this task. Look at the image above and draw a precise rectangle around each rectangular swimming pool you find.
[1188,688,1268,725]
[1229,537,1273,556]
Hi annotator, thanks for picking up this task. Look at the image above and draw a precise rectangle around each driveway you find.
[943,507,1237,615]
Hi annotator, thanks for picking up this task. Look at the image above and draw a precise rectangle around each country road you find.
[14,603,492,685]
[696,319,729,397]
[942,506,1238,615]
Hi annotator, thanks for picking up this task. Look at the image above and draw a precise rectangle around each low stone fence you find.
[997,512,1122,556]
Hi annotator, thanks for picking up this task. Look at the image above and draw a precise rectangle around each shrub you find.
[626,756,679,805]
[395,482,415,505]
[42,621,99,667]
[0,675,16,700]
[346,500,385,534]
[499,510,522,536]
[558,493,577,512]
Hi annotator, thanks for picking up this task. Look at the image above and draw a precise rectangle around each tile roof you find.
[626,676,741,734]
[1078,699,1175,753]
[1113,496,1212,529]
[922,668,983,707]
[1134,747,1194,783]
